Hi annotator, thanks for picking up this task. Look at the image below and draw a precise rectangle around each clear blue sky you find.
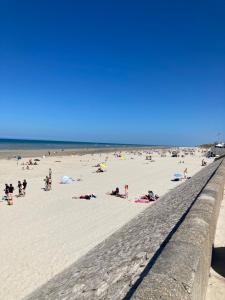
[0,1,224,145]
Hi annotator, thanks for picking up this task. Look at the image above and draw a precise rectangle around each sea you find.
[0,138,152,150]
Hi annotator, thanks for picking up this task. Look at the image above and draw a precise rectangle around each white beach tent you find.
[60,176,75,184]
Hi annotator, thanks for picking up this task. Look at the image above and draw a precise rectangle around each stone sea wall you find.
[25,158,225,300]
[211,146,225,157]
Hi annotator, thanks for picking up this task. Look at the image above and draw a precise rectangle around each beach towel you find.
[134,199,150,203]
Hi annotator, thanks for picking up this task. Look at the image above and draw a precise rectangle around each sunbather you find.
[72,194,96,200]
[110,187,120,195]
[96,167,104,173]
[135,190,159,202]
[108,187,126,198]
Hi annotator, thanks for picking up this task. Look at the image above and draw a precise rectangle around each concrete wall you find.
[132,159,225,300]
[211,146,225,157]
[24,158,225,300]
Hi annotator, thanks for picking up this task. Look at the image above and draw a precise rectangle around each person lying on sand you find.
[93,163,100,167]
[96,167,104,173]
[109,187,119,196]
[135,191,159,203]
[107,187,126,198]
[72,194,96,200]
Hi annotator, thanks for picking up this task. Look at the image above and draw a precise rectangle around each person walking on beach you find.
[8,184,14,205]
[48,176,52,190]
[184,168,188,179]
[125,184,128,198]
[22,180,27,196]
[44,176,49,191]
[49,168,52,178]
[4,184,9,200]
[18,181,23,196]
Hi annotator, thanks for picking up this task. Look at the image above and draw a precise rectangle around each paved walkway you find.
[206,190,225,299]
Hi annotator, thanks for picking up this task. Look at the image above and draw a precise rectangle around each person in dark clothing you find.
[72,194,96,200]
[18,181,23,196]
[4,184,9,197]
[8,184,14,205]
[110,187,119,195]
[23,180,27,195]
[8,184,14,194]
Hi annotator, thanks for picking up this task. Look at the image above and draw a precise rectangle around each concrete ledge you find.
[132,159,225,300]
[24,159,225,300]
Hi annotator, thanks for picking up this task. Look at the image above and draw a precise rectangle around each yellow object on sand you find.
[120,156,126,160]
[100,163,107,169]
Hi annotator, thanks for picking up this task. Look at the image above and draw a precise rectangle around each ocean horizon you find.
[0,138,159,150]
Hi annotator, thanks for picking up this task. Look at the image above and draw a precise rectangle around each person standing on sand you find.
[184,168,188,179]
[18,181,23,196]
[22,180,27,195]
[48,176,52,190]
[49,168,52,178]
[125,184,128,198]
[4,184,9,199]
[8,184,14,205]
[44,176,49,191]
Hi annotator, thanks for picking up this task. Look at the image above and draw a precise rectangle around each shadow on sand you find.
[212,247,225,277]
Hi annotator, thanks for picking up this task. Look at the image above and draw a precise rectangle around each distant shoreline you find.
[0,146,172,160]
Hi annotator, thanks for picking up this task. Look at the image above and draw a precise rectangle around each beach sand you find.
[0,149,207,299]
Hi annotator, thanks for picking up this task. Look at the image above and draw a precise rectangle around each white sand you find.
[206,190,225,300]
[0,149,207,299]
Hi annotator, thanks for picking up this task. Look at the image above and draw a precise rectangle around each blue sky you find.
[0,0,225,146]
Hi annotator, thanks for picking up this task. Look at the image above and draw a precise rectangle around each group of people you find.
[44,168,52,191]
[3,180,27,205]
[72,184,158,203]
[21,159,38,170]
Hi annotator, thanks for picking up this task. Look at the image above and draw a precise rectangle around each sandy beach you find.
[0,148,208,300]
